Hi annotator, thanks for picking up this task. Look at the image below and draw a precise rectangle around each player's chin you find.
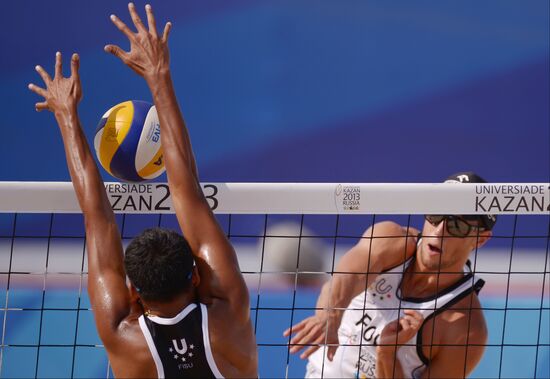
[420,253,443,270]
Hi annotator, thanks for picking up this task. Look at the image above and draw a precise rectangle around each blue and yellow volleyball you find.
[94,100,165,182]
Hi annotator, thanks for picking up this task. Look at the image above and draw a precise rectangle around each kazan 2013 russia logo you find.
[335,184,361,211]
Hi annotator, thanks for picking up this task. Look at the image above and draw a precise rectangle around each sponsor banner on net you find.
[2,182,548,214]
[103,182,549,215]
[473,184,550,214]
[103,182,220,213]
[104,182,173,213]
[332,183,550,215]
[334,184,362,212]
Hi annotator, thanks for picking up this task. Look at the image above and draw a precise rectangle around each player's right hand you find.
[105,3,171,83]
[378,309,423,352]
[283,311,340,361]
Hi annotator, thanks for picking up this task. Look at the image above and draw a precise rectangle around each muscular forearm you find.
[55,107,113,220]
[55,108,124,273]
[146,71,199,184]
[58,109,129,330]
[312,271,372,349]
[376,348,405,378]
[316,277,351,326]
[318,250,378,320]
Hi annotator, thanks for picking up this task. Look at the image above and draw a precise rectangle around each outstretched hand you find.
[28,52,82,114]
[105,3,171,82]
[283,311,340,361]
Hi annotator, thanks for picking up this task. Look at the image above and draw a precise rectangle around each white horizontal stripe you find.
[0,182,548,215]
[147,303,197,325]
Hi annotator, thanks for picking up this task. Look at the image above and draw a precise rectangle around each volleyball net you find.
[0,182,548,378]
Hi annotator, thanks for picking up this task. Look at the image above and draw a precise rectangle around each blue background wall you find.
[0,0,548,183]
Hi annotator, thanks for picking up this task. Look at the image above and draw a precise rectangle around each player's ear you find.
[128,281,141,301]
[475,230,492,249]
[191,265,200,287]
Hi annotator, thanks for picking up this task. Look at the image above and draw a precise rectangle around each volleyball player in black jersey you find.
[28,3,257,377]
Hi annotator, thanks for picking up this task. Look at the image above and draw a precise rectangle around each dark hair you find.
[445,171,497,230]
[124,227,194,302]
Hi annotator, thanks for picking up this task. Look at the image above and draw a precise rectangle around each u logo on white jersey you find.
[172,338,188,355]
[375,278,392,294]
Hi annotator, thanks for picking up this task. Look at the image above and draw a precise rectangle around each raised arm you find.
[28,53,130,342]
[104,3,248,320]
[284,221,417,360]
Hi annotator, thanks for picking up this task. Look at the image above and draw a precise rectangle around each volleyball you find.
[94,100,165,182]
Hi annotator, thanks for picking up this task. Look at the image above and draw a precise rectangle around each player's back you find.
[139,303,222,377]
[103,300,257,378]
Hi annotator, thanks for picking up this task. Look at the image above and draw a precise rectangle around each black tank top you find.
[138,303,223,378]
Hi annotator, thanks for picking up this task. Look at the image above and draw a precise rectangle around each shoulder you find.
[205,303,258,376]
[108,314,145,347]
[359,221,419,245]
[100,316,158,376]
[420,293,488,376]
[425,292,487,354]
[356,221,419,271]
[442,292,487,344]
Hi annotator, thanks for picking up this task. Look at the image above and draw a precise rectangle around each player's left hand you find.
[105,3,171,83]
[28,52,82,115]
[378,309,423,353]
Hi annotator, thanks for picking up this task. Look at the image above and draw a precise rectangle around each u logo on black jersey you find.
[172,338,188,355]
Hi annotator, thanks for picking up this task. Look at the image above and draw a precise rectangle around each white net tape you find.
[1,182,548,215]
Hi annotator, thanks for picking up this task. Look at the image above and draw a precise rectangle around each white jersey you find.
[307,257,484,379]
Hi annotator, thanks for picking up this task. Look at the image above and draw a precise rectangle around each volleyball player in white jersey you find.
[284,172,496,378]
[28,3,257,378]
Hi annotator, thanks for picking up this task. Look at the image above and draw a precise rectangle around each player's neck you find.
[402,258,466,298]
[141,290,196,318]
